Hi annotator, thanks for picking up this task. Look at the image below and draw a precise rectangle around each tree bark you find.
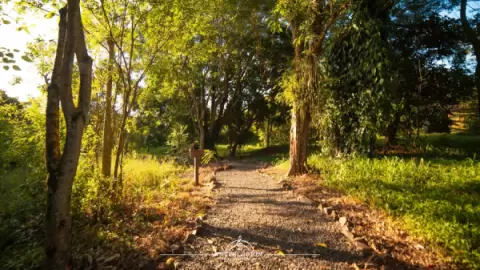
[199,125,205,149]
[287,103,310,175]
[113,114,127,186]
[288,23,310,176]
[45,2,93,269]
[102,38,115,177]
[461,0,480,116]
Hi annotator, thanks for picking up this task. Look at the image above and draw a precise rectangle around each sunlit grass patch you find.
[121,157,188,204]
[215,143,264,157]
[308,154,480,268]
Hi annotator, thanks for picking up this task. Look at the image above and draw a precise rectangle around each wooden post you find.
[194,156,199,185]
[189,147,204,186]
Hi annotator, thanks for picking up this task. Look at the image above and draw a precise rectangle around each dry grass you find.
[71,156,214,269]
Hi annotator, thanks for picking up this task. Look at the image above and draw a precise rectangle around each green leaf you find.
[3,65,9,71]
[6,53,14,58]
[2,19,11,24]
[45,11,56,19]
[21,55,33,62]
[12,65,21,71]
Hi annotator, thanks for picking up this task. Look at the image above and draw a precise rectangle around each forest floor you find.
[174,161,449,270]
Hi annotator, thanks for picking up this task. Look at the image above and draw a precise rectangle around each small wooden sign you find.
[189,149,204,158]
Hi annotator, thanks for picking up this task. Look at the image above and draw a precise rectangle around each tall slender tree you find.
[44,0,93,268]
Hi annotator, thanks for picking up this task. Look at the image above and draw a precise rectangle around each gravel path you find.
[179,162,367,270]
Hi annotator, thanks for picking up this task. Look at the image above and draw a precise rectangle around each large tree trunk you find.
[102,38,115,177]
[287,103,310,175]
[45,2,93,269]
[288,23,310,176]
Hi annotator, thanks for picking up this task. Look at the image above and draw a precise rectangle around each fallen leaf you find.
[165,257,176,269]
[414,244,424,250]
[275,250,285,256]
[315,242,327,248]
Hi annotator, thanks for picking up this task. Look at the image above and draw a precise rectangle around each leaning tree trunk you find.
[45,2,93,269]
[101,38,115,177]
[287,103,310,175]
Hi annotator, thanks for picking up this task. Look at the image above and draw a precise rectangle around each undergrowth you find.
[0,155,208,269]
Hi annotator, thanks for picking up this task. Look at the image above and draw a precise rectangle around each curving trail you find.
[180,161,369,270]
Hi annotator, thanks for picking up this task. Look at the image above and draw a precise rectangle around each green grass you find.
[420,133,480,158]
[122,156,191,206]
[308,154,480,268]
[215,144,265,157]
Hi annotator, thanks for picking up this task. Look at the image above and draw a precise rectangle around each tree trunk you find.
[113,115,127,185]
[476,60,480,116]
[288,23,310,176]
[102,38,115,177]
[385,112,400,146]
[264,119,271,147]
[102,37,115,177]
[45,2,93,269]
[199,124,205,149]
[287,104,310,176]
[229,143,238,157]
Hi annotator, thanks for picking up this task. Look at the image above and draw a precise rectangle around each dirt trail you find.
[179,162,412,270]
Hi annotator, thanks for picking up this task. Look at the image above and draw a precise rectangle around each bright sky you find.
[0,5,56,101]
